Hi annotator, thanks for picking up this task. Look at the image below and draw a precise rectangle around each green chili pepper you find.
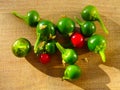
[87,34,106,62]
[45,40,56,54]
[57,17,75,36]
[34,20,56,54]
[63,65,81,80]
[12,38,31,57]
[75,17,96,37]
[56,42,78,65]
[12,10,40,27]
[81,5,109,34]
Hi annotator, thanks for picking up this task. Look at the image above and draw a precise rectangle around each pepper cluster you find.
[12,5,108,80]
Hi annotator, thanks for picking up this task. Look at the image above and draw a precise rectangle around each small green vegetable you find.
[12,10,40,27]
[12,38,31,57]
[34,20,56,54]
[81,5,109,34]
[75,17,96,37]
[63,65,81,80]
[87,34,106,62]
[45,40,56,54]
[56,42,78,65]
[57,17,75,36]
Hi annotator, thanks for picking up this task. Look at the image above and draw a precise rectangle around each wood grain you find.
[0,0,120,90]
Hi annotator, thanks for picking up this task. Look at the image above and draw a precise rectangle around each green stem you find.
[97,15,109,34]
[62,76,71,80]
[74,16,83,26]
[56,42,65,54]
[34,34,41,54]
[99,50,106,62]
[12,11,28,23]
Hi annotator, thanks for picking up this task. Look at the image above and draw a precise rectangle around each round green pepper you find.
[57,17,75,36]
[12,38,31,57]
[12,10,40,27]
[75,17,96,37]
[56,42,78,65]
[45,40,56,54]
[63,65,82,80]
[87,34,106,62]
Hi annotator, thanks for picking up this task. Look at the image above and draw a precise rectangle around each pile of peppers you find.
[12,5,108,80]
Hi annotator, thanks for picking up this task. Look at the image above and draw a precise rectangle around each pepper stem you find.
[99,50,106,62]
[97,14,109,34]
[74,16,83,26]
[56,42,65,54]
[34,34,41,53]
[12,11,28,23]
[62,76,71,80]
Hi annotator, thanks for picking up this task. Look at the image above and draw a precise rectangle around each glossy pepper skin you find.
[81,5,109,34]
[56,42,78,65]
[75,17,96,37]
[45,40,56,54]
[12,10,40,27]
[34,20,56,54]
[63,65,81,80]
[70,32,85,48]
[12,38,31,57]
[57,17,75,36]
[39,53,51,64]
[87,34,106,62]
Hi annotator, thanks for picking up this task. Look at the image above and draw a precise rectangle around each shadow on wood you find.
[25,15,120,90]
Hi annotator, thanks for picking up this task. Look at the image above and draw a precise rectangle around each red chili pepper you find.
[39,53,50,64]
[70,32,85,48]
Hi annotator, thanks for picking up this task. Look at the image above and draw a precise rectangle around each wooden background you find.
[0,0,120,90]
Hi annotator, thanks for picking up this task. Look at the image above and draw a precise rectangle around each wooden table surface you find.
[0,0,120,90]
